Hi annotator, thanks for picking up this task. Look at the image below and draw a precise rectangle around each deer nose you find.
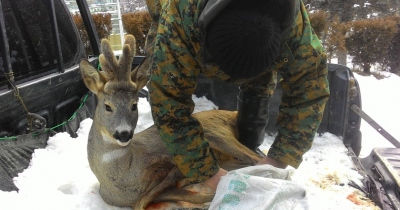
[113,130,133,142]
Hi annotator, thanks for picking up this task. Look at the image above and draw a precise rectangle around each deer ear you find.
[135,71,149,91]
[80,59,106,95]
[131,57,149,91]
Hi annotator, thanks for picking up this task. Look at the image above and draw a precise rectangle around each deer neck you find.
[88,124,134,169]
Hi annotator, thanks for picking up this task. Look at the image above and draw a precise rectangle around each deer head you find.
[79,35,148,147]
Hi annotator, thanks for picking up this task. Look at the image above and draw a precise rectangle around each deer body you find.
[88,124,176,206]
[80,35,262,210]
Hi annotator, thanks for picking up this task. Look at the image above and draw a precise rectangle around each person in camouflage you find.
[144,0,330,191]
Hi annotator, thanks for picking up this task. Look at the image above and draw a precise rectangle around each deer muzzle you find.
[113,130,133,146]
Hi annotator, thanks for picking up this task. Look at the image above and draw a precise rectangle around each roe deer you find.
[79,35,263,210]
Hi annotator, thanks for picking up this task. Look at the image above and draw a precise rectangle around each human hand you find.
[257,156,288,169]
[203,168,228,192]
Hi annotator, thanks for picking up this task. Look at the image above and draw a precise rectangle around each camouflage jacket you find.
[145,0,330,184]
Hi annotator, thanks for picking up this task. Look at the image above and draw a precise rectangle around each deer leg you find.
[133,167,182,210]
[207,134,262,165]
[153,182,214,204]
[134,168,215,210]
[196,110,263,166]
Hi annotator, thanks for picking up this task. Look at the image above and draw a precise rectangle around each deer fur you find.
[79,35,262,210]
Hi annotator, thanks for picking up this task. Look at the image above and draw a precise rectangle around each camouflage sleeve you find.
[148,0,219,184]
[267,2,330,168]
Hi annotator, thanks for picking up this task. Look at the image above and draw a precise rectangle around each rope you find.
[4,71,33,130]
[4,72,29,114]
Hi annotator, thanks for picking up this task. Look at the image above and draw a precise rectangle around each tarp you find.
[0,133,48,191]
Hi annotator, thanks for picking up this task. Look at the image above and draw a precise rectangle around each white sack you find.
[209,165,306,210]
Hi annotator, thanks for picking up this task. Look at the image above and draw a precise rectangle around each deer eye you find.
[105,104,112,112]
[131,104,137,111]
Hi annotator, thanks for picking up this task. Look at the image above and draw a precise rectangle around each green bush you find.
[345,17,397,74]
[122,10,152,56]
[72,13,112,56]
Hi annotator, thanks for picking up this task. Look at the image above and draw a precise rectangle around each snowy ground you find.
[1,69,399,209]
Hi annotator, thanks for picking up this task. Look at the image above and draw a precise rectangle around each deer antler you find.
[99,35,136,83]
[119,35,136,78]
[97,35,139,94]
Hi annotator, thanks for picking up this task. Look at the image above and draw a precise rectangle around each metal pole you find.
[76,0,101,56]
[48,0,64,73]
[0,0,14,89]
[116,0,124,46]
[351,104,400,148]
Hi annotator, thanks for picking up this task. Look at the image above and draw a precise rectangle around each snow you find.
[1,68,399,210]
[355,73,399,157]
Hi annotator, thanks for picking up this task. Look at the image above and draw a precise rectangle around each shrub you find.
[309,10,329,39]
[72,13,112,56]
[122,10,152,56]
[385,16,400,74]
[324,15,348,62]
[345,17,397,74]
[309,11,348,63]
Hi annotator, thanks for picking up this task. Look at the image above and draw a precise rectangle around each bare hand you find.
[203,168,228,192]
[257,156,288,169]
